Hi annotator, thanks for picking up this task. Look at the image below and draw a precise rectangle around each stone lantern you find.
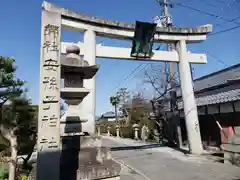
[116,124,120,138]
[133,123,139,140]
[59,44,121,180]
[107,126,111,136]
[60,44,99,148]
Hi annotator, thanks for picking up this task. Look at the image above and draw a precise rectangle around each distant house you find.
[96,111,125,123]
[100,111,116,122]
[164,63,240,150]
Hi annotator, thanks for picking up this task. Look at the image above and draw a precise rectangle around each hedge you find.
[120,126,134,139]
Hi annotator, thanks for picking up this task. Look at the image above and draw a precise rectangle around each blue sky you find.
[0,0,240,116]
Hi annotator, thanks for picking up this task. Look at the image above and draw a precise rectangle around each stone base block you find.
[77,162,121,179]
[29,136,121,180]
[60,135,121,180]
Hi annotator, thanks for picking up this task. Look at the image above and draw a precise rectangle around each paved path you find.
[102,136,240,180]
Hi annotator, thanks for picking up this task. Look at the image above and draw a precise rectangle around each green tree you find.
[0,165,8,180]
[116,88,130,105]
[2,96,36,180]
[17,104,37,177]
[120,93,154,139]
[110,96,120,123]
[130,93,152,127]
[116,88,131,124]
[0,56,34,180]
[0,56,25,109]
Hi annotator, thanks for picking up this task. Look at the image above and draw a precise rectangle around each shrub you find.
[110,126,116,136]
[147,129,155,140]
[120,126,134,139]
[18,174,28,180]
[0,166,8,180]
[98,125,107,133]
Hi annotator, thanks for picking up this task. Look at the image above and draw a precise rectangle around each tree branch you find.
[144,71,164,96]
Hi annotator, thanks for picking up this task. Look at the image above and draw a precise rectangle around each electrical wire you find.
[215,0,226,3]
[207,51,230,67]
[209,24,240,36]
[126,63,151,93]
[112,44,166,95]
[177,0,240,27]
[170,0,240,35]
[214,15,240,27]
[214,0,238,7]
[213,0,240,13]
[113,63,146,93]
[51,0,81,2]
[199,0,222,9]
[201,0,240,15]
[175,2,240,25]
[176,1,240,35]
[128,63,150,82]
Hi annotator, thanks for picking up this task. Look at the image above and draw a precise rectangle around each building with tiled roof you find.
[163,63,240,151]
[176,63,240,113]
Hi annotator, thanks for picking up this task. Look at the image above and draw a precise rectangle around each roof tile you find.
[178,89,240,109]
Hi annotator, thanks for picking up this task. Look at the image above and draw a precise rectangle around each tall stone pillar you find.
[177,40,203,155]
[37,10,61,180]
[80,29,96,135]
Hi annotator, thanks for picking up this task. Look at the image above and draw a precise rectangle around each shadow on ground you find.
[110,143,164,151]
[171,146,190,154]
[109,141,190,155]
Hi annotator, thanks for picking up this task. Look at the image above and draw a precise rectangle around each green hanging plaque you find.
[131,21,157,58]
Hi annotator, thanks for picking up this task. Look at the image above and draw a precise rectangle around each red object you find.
[220,126,236,147]
[228,126,235,137]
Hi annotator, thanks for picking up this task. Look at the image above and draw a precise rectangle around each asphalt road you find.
[102,136,240,180]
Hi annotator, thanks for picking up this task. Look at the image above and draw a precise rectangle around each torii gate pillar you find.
[79,29,96,135]
[177,40,203,154]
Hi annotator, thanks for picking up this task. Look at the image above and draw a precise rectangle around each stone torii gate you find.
[38,1,212,179]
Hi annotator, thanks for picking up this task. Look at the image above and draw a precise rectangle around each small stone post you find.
[107,126,111,136]
[177,126,183,148]
[141,124,149,142]
[133,123,139,140]
[116,125,120,138]
[97,126,101,136]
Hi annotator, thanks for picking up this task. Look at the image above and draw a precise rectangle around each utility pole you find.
[156,0,181,147]
[156,0,175,96]
[158,0,174,87]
